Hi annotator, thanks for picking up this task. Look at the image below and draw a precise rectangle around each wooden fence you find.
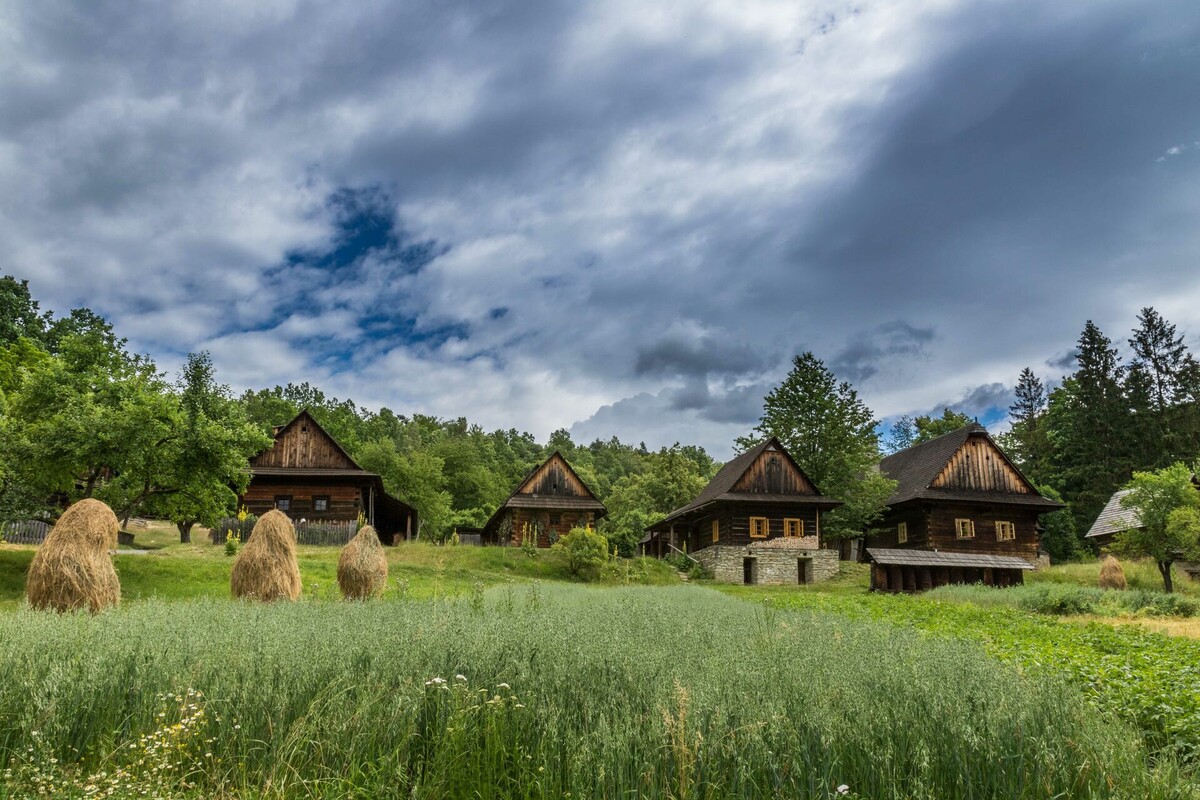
[212,517,358,547]
[1,520,51,545]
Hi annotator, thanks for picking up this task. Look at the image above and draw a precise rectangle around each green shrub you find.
[552,526,608,579]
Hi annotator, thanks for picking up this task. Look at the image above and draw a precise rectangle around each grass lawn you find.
[0,521,678,610]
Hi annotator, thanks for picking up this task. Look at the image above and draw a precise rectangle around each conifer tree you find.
[1046,321,1133,534]
[1128,307,1200,464]
[1004,367,1049,483]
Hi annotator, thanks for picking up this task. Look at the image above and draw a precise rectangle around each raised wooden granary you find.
[642,438,842,584]
[868,422,1063,591]
[480,453,607,546]
[240,410,416,544]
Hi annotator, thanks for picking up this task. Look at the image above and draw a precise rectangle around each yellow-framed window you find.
[712,519,720,543]
[995,520,1015,541]
[955,518,975,539]
[897,522,907,544]
[749,517,769,538]
[784,518,803,538]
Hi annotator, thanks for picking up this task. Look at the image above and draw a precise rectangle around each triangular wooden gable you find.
[251,410,361,470]
[514,452,598,499]
[930,433,1037,494]
[731,440,819,495]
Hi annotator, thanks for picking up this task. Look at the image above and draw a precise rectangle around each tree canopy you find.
[1112,463,1200,592]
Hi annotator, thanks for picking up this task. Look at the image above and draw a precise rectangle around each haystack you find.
[1098,555,1127,590]
[25,499,121,613]
[337,525,388,600]
[230,509,301,602]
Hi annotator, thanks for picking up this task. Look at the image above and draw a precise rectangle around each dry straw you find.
[337,524,388,600]
[230,509,301,602]
[25,498,121,613]
[1098,555,1127,591]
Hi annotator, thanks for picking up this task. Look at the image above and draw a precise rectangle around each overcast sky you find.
[3,1,1200,458]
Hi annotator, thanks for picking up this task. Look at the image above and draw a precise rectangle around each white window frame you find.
[955,518,975,539]
[897,522,908,544]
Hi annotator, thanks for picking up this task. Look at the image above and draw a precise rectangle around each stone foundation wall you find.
[694,544,840,585]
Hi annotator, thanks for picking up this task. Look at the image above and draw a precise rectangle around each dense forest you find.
[2,274,1198,560]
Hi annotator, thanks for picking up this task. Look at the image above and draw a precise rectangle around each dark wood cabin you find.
[868,422,1063,591]
[480,453,607,546]
[240,410,417,545]
[641,438,841,557]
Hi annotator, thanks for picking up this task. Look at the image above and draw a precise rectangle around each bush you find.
[552,526,608,579]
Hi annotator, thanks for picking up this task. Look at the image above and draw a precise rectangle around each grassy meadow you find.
[0,585,1191,800]
[2,530,1200,797]
[0,522,678,610]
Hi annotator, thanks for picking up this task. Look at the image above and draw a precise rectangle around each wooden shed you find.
[481,453,606,546]
[869,423,1063,582]
[866,548,1035,592]
[240,410,417,544]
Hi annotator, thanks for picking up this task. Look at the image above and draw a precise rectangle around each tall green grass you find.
[929,581,1200,617]
[0,586,1188,799]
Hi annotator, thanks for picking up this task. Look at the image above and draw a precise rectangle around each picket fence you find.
[0,520,51,545]
[212,517,357,547]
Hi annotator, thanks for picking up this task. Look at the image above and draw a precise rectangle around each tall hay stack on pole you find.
[337,525,388,600]
[230,509,302,602]
[25,498,121,613]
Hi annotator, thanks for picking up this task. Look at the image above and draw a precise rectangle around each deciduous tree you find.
[1112,463,1200,593]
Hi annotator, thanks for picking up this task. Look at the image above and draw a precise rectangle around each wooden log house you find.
[239,410,417,545]
[641,438,842,584]
[867,422,1063,592]
[480,453,607,546]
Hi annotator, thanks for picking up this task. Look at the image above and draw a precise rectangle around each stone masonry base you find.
[694,544,840,585]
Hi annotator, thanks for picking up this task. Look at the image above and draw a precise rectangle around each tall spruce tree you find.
[1128,307,1200,464]
[737,352,896,540]
[1046,321,1133,535]
[1004,367,1049,483]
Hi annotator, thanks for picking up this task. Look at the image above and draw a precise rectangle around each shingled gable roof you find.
[1085,489,1137,539]
[877,423,1061,509]
[647,437,840,533]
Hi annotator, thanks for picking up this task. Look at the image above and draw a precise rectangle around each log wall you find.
[252,413,357,470]
[931,437,1033,494]
[731,449,817,495]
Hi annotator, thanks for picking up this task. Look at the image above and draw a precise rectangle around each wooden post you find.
[919,567,933,591]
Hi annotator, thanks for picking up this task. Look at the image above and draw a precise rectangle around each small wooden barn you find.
[869,422,1062,591]
[240,410,417,545]
[480,453,606,546]
[641,438,842,584]
[1083,489,1136,550]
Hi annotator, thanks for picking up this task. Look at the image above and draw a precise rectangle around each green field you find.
[2,536,1199,798]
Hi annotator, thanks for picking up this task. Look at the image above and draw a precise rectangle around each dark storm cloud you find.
[636,330,771,379]
[791,2,1200,312]
[829,321,934,383]
[1047,349,1080,373]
